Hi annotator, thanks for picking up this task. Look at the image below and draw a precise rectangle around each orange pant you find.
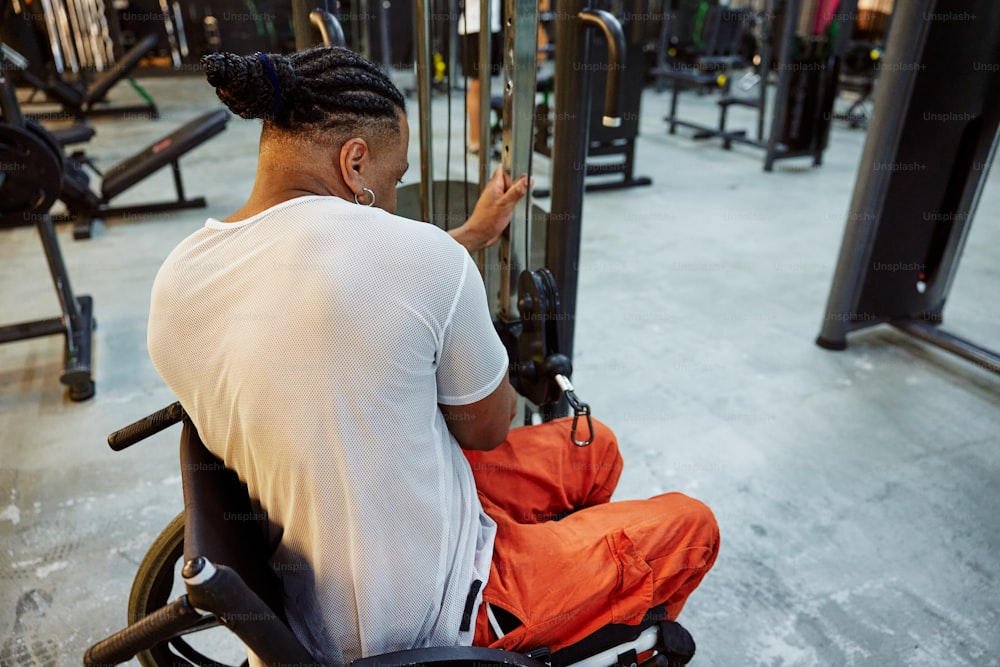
[464,417,719,653]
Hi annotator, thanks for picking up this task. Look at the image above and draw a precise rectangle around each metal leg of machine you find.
[0,215,96,401]
[816,0,1000,377]
[0,57,96,400]
[548,1,624,374]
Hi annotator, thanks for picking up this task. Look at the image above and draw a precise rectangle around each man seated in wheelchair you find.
[147,46,719,666]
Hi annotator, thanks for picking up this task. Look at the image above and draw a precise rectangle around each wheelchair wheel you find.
[128,513,249,667]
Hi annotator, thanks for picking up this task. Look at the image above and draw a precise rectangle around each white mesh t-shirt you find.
[147,195,507,666]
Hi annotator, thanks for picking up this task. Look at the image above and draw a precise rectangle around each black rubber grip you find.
[83,596,202,666]
[107,402,186,451]
[186,562,320,666]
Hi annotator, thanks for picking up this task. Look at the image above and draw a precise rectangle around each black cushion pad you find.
[101,108,229,201]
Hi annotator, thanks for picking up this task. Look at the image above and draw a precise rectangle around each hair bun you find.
[202,52,296,120]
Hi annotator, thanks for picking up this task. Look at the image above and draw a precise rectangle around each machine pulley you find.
[499,268,594,446]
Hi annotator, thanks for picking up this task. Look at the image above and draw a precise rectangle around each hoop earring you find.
[354,187,376,207]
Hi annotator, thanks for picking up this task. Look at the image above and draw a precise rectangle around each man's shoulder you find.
[358,208,470,273]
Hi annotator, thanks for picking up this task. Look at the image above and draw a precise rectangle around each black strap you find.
[460,579,483,632]
[491,604,522,635]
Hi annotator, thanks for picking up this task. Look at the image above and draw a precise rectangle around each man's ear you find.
[339,137,371,196]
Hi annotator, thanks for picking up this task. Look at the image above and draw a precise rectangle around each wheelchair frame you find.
[83,405,697,667]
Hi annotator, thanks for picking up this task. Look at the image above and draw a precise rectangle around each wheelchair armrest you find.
[352,646,550,667]
[83,596,203,666]
[184,558,319,667]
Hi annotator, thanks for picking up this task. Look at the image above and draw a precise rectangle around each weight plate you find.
[0,124,63,227]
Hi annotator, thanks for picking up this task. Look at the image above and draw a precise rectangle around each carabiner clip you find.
[555,374,595,447]
[570,403,594,447]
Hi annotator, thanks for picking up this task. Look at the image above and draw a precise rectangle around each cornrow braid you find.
[202,46,405,135]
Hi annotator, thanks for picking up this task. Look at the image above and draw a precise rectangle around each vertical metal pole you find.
[477,0,495,307]
[815,0,935,348]
[358,0,372,60]
[415,0,435,223]
[498,0,539,319]
[378,0,392,71]
[293,0,315,50]
[477,0,492,190]
[755,0,776,142]
[36,215,82,358]
[763,0,802,171]
[833,0,859,55]
[548,0,593,363]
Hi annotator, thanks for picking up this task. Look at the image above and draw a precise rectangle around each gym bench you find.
[58,108,231,239]
[652,6,754,145]
[15,34,161,120]
[2,41,231,240]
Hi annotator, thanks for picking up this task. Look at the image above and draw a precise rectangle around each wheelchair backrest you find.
[179,419,288,621]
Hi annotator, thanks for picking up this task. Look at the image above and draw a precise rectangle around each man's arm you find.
[440,375,518,451]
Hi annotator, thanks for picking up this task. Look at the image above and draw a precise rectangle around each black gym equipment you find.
[0,2,160,120]
[653,3,755,136]
[831,3,894,130]
[398,0,631,423]
[19,34,160,120]
[295,0,405,72]
[56,106,231,239]
[0,46,231,240]
[0,53,95,400]
[653,0,859,171]
[817,0,1000,376]
[546,0,629,369]
[531,1,653,195]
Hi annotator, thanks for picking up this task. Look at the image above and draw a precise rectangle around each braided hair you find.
[202,46,406,141]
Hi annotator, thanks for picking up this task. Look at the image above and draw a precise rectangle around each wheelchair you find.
[84,404,698,667]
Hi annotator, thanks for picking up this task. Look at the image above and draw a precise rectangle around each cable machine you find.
[398,0,626,427]
[816,0,1000,375]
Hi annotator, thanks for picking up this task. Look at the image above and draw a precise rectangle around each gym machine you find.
[301,0,402,72]
[816,0,1000,376]
[0,48,95,400]
[653,1,757,141]
[832,0,895,129]
[530,1,653,195]
[654,0,860,171]
[57,107,231,239]
[0,43,230,240]
[0,0,160,119]
[400,0,631,425]
[397,0,636,432]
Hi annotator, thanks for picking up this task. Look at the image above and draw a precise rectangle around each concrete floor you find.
[1,72,998,667]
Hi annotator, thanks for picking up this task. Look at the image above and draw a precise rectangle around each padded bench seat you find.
[50,124,97,146]
[101,108,229,201]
